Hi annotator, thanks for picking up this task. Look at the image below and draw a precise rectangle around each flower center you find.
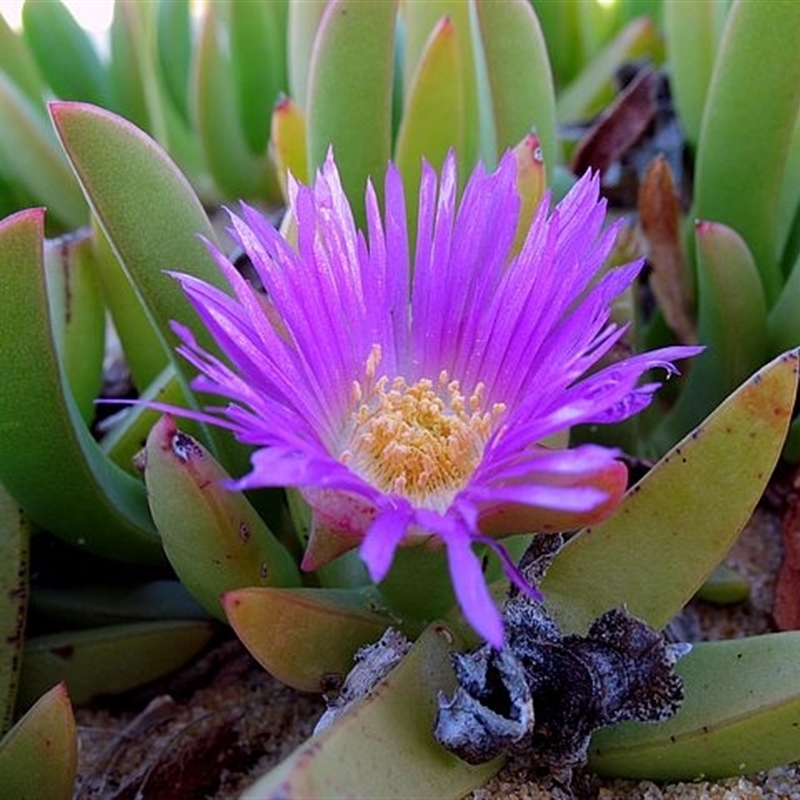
[342,347,505,509]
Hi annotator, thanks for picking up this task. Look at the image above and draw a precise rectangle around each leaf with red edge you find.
[544,350,799,633]
[0,683,76,800]
[224,586,397,693]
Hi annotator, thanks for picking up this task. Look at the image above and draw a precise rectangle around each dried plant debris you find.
[313,627,412,734]
[564,62,688,210]
[435,535,688,771]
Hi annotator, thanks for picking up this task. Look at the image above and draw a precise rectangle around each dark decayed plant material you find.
[435,535,688,769]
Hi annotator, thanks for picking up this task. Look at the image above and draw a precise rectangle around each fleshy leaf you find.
[656,221,768,446]
[91,216,171,392]
[769,244,800,358]
[306,0,396,225]
[542,350,798,634]
[224,586,397,693]
[271,95,309,198]
[530,0,582,90]
[777,110,800,265]
[109,1,208,192]
[662,0,728,148]
[242,624,500,797]
[590,633,800,780]
[154,0,192,125]
[21,0,110,106]
[49,102,244,468]
[30,579,209,629]
[785,416,800,463]
[16,621,216,711]
[695,564,750,606]
[49,102,219,358]
[394,15,464,239]
[475,0,557,169]
[191,2,279,201]
[0,683,76,800]
[696,212,768,361]
[0,209,161,563]
[0,11,46,105]
[401,2,478,170]
[144,415,300,619]
[0,74,87,230]
[510,132,547,258]
[107,0,151,130]
[692,0,800,304]
[0,483,28,736]
[286,0,328,111]
[43,229,106,424]
[229,0,288,155]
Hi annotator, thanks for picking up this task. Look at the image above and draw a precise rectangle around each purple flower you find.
[165,151,700,647]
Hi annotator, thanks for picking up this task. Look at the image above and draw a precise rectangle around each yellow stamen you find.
[343,346,505,509]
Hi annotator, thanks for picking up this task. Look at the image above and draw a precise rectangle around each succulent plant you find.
[1,1,800,798]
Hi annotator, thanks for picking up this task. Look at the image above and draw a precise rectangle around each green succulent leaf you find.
[662,0,729,148]
[50,102,215,354]
[556,17,661,125]
[695,564,750,606]
[590,633,800,780]
[0,683,76,800]
[0,484,28,736]
[475,0,557,170]
[109,1,155,131]
[0,154,37,217]
[695,220,769,375]
[192,2,279,201]
[0,73,87,230]
[771,214,800,358]
[784,414,800,463]
[0,11,46,105]
[530,0,582,90]
[21,0,110,106]
[91,217,171,393]
[306,0,397,226]
[30,580,209,629]
[43,229,106,424]
[144,415,300,620]
[243,623,500,797]
[50,101,246,468]
[777,110,800,270]
[286,0,328,112]
[16,621,216,711]
[229,0,288,155]
[271,95,309,197]
[154,0,193,125]
[693,0,800,305]
[401,2,479,171]
[224,586,398,693]
[110,1,210,199]
[542,349,798,634]
[394,15,463,240]
[0,208,161,563]
[657,221,768,446]
[575,0,625,61]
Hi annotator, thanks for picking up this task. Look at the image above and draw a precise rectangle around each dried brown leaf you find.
[570,68,659,176]
[638,155,696,343]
